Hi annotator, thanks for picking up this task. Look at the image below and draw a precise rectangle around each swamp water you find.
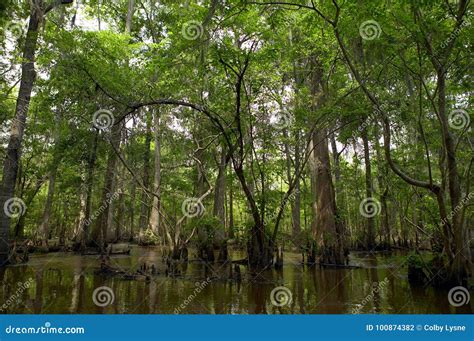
[0,246,472,314]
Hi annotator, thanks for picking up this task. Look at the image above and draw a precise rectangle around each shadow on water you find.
[0,246,472,314]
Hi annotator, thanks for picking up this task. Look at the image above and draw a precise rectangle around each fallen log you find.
[312,262,361,269]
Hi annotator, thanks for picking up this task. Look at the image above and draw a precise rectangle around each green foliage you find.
[0,0,471,260]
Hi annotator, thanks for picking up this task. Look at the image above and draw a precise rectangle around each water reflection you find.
[0,247,471,314]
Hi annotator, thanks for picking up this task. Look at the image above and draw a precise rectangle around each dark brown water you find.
[0,245,472,314]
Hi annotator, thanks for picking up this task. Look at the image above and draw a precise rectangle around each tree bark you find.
[76,130,99,251]
[374,127,390,250]
[138,112,152,245]
[309,57,344,265]
[214,147,228,261]
[213,148,227,226]
[361,128,376,249]
[312,128,345,265]
[284,128,301,246]
[0,2,41,265]
[0,0,72,266]
[292,131,301,246]
[89,123,122,251]
[39,169,57,247]
[148,110,161,236]
[125,0,135,34]
[228,176,234,239]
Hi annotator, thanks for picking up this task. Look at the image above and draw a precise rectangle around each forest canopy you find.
[0,0,472,293]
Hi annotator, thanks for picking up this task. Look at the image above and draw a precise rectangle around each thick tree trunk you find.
[309,57,344,265]
[436,69,467,283]
[0,3,40,266]
[312,128,345,265]
[0,0,72,265]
